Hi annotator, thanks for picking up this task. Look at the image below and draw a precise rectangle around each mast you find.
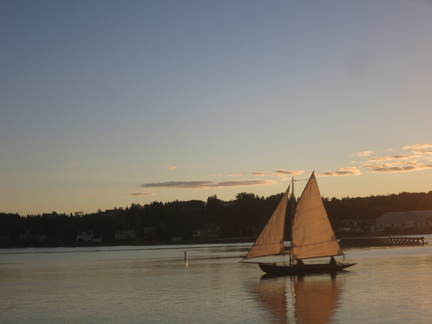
[289,177,295,266]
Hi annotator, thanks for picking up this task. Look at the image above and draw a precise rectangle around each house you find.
[115,230,137,241]
[338,219,375,233]
[19,230,47,243]
[192,223,221,239]
[376,210,432,231]
[76,229,94,243]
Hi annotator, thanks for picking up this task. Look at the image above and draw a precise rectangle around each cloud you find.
[252,169,304,177]
[402,144,432,151]
[213,180,275,187]
[352,151,373,157]
[350,144,432,174]
[272,169,305,177]
[141,180,275,189]
[167,166,178,170]
[129,192,156,196]
[361,144,432,173]
[320,167,361,176]
[366,163,432,173]
[403,144,432,154]
[367,155,413,162]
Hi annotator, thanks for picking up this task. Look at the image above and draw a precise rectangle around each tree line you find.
[1,191,432,247]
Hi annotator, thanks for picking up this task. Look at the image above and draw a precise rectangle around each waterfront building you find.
[376,210,432,231]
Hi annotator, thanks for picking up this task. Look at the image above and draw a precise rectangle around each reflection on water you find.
[250,274,343,324]
[294,276,341,324]
[251,276,288,323]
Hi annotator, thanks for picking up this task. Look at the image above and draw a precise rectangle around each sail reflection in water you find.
[250,275,342,324]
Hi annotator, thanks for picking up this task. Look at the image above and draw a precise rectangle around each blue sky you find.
[1,0,432,215]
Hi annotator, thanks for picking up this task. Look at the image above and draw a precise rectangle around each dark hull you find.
[258,262,356,276]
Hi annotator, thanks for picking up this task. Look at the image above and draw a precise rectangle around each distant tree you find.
[2,190,432,245]
[205,195,223,220]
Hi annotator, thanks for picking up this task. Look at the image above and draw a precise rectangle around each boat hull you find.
[258,262,356,276]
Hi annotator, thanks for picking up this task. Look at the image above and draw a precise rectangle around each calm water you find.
[1,236,432,323]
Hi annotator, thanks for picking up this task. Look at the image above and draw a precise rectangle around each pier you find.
[339,236,428,247]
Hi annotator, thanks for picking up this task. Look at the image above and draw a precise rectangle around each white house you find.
[376,210,432,231]
[115,230,137,241]
[76,229,94,243]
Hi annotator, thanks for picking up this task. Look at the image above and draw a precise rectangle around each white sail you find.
[244,187,290,259]
[291,173,343,260]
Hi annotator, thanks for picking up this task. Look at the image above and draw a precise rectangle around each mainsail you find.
[244,187,290,259]
[291,173,343,260]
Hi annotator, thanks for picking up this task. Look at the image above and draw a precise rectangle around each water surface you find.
[1,238,432,323]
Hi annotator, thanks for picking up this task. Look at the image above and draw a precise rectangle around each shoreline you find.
[2,233,431,249]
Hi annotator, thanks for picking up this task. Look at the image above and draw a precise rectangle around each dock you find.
[339,236,428,247]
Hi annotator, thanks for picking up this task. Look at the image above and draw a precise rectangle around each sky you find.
[1,0,432,216]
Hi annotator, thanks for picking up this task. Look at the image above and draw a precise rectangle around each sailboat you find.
[242,172,356,276]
